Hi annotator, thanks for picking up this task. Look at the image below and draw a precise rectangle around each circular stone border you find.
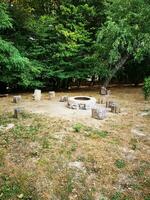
[67,96,96,110]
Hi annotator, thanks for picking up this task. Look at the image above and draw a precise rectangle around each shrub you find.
[143,77,150,100]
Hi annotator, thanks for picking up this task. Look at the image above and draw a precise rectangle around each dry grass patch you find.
[0,87,149,200]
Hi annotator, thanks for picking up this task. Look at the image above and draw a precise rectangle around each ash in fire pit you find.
[67,96,96,110]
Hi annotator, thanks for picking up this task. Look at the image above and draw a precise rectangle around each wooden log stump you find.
[92,108,107,120]
[33,89,41,101]
[13,95,22,103]
[49,91,55,100]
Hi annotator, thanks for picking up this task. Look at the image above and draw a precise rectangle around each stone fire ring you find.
[67,96,96,110]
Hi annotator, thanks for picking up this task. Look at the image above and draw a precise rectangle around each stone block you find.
[33,89,41,101]
[111,103,121,113]
[92,107,107,120]
[13,95,22,103]
[49,91,55,99]
[100,87,111,95]
[59,96,68,102]
[14,107,24,119]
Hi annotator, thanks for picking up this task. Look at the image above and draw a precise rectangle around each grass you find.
[93,130,108,138]
[0,174,37,200]
[115,159,126,169]
[0,88,149,200]
[73,122,109,139]
[72,123,84,132]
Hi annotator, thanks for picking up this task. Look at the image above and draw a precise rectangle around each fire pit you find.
[67,96,96,110]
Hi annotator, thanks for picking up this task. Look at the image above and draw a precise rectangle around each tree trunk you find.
[103,54,129,87]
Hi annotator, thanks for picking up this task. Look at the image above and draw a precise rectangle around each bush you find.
[143,77,150,100]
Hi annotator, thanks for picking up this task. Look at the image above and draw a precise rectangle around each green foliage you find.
[0,0,149,90]
[0,3,12,29]
[143,77,150,100]
[96,0,150,86]
[115,159,126,169]
[0,3,42,90]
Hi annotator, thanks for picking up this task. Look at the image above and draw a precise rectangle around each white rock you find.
[5,123,15,130]
[68,161,86,172]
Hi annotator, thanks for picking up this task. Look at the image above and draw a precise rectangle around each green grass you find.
[111,192,122,200]
[12,124,39,140]
[72,123,84,132]
[42,137,51,149]
[0,174,37,200]
[93,130,108,138]
[72,123,109,139]
[115,159,126,169]
[144,195,150,200]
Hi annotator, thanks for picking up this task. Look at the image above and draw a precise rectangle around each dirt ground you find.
[1,86,149,127]
[0,87,149,200]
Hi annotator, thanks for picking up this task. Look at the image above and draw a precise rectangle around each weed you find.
[73,123,84,132]
[93,130,108,138]
[70,143,77,152]
[134,168,145,177]
[12,124,39,140]
[115,159,126,169]
[0,173,38,200]
[0,149,5,167]
[144,195,150,200]
[130,138,138,150]
[42,137,50,149]
[109,139,120,145]
[131,183,142,190]
[111,192,122,200]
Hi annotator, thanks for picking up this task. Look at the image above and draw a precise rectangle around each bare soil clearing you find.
[0,87,149,200]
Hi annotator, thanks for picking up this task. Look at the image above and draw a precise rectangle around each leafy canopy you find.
[0,3,42,89]
[96,0,150,76]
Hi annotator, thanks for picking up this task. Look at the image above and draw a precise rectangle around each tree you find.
[0,3,42,92]
[96,0,150,87]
